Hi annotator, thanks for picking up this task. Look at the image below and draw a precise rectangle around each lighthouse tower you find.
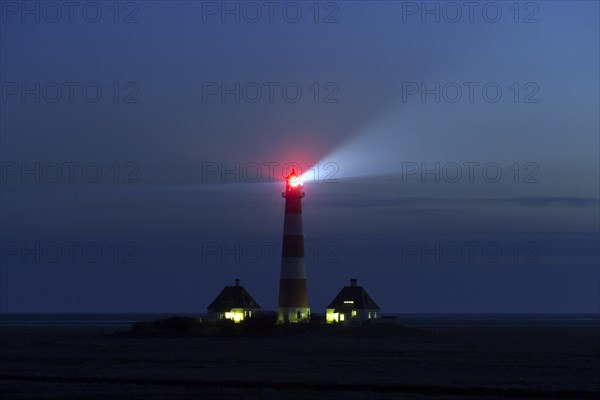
[277,170,310,323]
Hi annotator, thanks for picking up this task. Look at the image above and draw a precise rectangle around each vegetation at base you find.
[126,313,428,338]
[129,313,277,338]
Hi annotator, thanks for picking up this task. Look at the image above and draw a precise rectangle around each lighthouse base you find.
[277,307,310,324]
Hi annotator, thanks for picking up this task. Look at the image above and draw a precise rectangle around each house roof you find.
[207,284,261,312]
[326,283,380,312]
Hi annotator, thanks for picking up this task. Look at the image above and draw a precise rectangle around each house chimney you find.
[350,278,357,287]
[235,278,240,287]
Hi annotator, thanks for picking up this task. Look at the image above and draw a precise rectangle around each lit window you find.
[224,310,244,323]
[343,300,354,304]
[352,310,357,317]
[326,310,339,323]
[340,314,345,321]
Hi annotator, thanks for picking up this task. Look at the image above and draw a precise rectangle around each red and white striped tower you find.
[277,169,310,323]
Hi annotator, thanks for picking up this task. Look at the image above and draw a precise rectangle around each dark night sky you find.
[1,1,598,313]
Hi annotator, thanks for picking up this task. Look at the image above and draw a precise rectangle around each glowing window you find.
[224,310,244,323]
[343,300,354,304]
[326,310,339,323]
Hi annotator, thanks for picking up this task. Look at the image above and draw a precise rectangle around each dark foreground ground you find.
[1,322,599,399]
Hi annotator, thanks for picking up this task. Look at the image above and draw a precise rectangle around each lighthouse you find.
[277,169,310,323]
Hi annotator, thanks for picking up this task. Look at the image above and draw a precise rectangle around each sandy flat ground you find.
[1,324,598,399]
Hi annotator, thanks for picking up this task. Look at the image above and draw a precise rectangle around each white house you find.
[207,279,261,323]
[326,279,380,324]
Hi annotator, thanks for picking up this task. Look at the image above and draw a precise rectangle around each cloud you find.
[312,194,600,209]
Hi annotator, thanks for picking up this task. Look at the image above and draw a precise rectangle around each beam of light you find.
[300,107,416,183]
[299,95,514,184]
